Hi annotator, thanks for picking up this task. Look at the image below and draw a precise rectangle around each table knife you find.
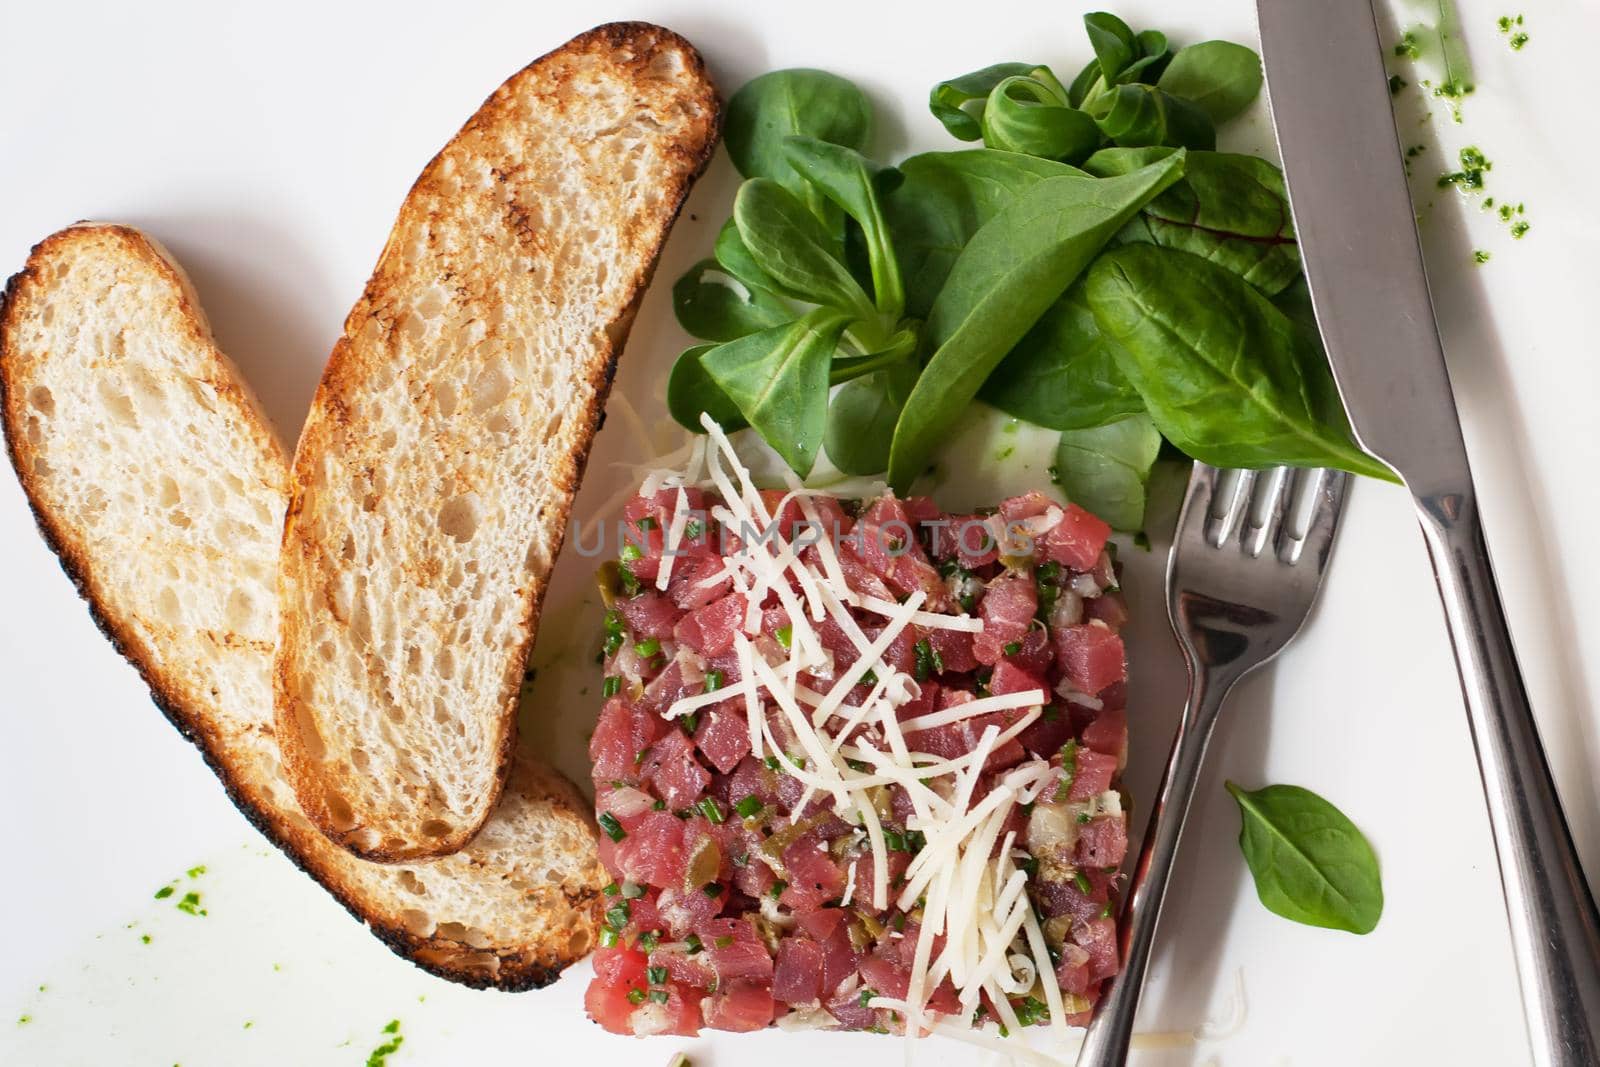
[1255,2,1600,1064]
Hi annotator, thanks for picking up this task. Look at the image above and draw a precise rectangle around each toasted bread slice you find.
[0,223,606,988]
[275,22,720,861]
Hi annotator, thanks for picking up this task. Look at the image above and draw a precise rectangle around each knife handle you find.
[1416,489,1600,1067]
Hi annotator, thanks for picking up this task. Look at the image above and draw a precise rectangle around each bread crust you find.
[1,223,608,989]
[275,22,721,860]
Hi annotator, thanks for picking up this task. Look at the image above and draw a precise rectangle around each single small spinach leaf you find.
[1226,781,1384,935]
[979,281,1143,430]
[1157,41,1264,125]
[930,62,1039,141]
[1272,275,1319,339]
[714,217,784,296]
[1053,413,1162,531]
[1085,244,1396,481]
[1082,145,1180,177]
[882,149,1085,317]
[1084,12,1140,86]
[734,178,875,319]
[673,260,792,342]
[981,76,1102,163]
[667,344,748,433]
[780,136,905,318]
[825,362,916,476]
[1126,30,1173,82]
[1120,152,1300,296]
[700,309,851,476]
[886,152,1187,492]
[1088,83,1216,149]
[725,69,872,185]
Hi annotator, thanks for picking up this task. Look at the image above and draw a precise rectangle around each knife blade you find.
[1257,3,1600,1065]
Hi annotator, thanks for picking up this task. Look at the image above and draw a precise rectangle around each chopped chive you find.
[1055,740,1079,802]
[1002,640,1022,656]
[764,755,781,771]
[601,676,621,699]
[697,797,725,824]
[599,927,620,947]
[637,516,658,531]
[685,934,704,954]
[647,965,669,985]
[702,883,723,898]
[634,637,662,658]
[598,812,626,842]
[913,639,935,681]
[860,987,878,1008]
[620,543,645,562]
[734,796,764,819]
[627,988,646,1004]
[649,989,671,1004]
[603,882,620,897]
[680,711,699,735]
[651,799,666,811]
[704,669,725,692]
[605,902,632,930]
[770,880,788,900]
[684,519,704,539]
[884,827,906,851]
[639,931,660,952]
[860,670,878,687]
[775,624,794,649]
[1073,870,1092,895]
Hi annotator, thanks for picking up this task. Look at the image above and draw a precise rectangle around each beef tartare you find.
[585,426,1130,1041]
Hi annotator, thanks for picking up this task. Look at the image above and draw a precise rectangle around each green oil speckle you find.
[1438,146,1492,191]
[18,1015,32,1026]
[1511,220,1530,238]
[1473,249,1492,264]
[186,865,207,879]
[1394,31,1420,58]
[1498,14,1528,51]
[141,934,153,945]
[175,891,207,917]
[153,885,175,900]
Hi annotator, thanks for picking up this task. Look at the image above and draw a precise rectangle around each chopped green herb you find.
[154,885,175,899]
[775,624,794,649]
[1002,640,1022,656]
[648,965,669,985]
[185,865,206,879]
[860,987,878,1008]
[1438,146,1491,192]
[620,543,645,562]
[365,1019,404,1067]
[603,881,620,897]
[764,755,781,772]
[734,796,764,819]
[680,711,699,735]
[1073,870,1093,894]
[1473,249,1492,265]
[704,669,725,692]
[684,519,705,539]
[1388,74,1407,95]
[638,516,658,531]
[913,638,943,680]
[685,933,704,954]
[860,670,878,687]
[627,988,647,1005]
[1055,740,1080,802]
[601,676,621,699]
[598,812,627,842]
[634,637,662,658]
[176,891,206,916]
[639,931,661,952]
[605,902,632,930]
[715,935,735,949]
[652,799,667,811]
[1011,995,1050,1027]
[770,880,788,900]
[649,989,671,1004]
[599,928,620,947]
[1394,30,1420,58]
[1511,220,1530,239]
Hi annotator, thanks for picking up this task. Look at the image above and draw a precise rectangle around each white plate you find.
[2,1,1596,1064]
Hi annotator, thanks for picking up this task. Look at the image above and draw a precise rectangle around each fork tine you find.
[1277,468,1348,565]
[1204,468,1257,547]
[1243,467,1291,559]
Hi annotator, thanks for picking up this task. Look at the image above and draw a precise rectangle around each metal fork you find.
[1075,463,1349,1067]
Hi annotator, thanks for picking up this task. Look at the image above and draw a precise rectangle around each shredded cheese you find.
[633,416,1083,1045]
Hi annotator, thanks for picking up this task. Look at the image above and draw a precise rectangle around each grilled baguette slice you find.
[275,22,721,861]
[0,223,606,988]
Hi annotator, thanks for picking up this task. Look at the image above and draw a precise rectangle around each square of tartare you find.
[584,434,1130,1040]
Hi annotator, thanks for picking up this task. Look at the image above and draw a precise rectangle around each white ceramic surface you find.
[2,1,1596,1064]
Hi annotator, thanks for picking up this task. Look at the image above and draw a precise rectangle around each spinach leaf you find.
[1088,83,1216,149]
[673,259,793,342]
[734,178,876,320]
[1084,12,1140,86]
[700,309,851,476]
[1085,245,1396,481]
[883,149,1085,317]
[1157,41,1264,125]
[886,152,1187,492]
[1053,413,1162,531]
[714,217,784,296]
[1272,275,1319,339]
[1226,781,1383,935]
[1120,153,1300,296]
[978,281,1143,430]
[981,76,1102,163]
[1081,145,1179,177]
[929,63,1038,141]
[667,344,747,433]
[780,136,905,318]
[825,362,916,476]
[724,69,872,187]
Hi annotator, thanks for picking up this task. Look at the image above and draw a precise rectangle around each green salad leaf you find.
[734,178,876,319]
[1156,40,1264,124]
[1226,781,1384,935]
[667,345,747,433]
[887,151,1187,491]
[1053,413,1162,531]
[779,136,905,318]
[673,259,792,342]
[1086,244,1395,480]
[725,68,872,191]
[825,363,915,476]
[929,63,1039,141]
[699,309,851,476]
[978,281,1142,430]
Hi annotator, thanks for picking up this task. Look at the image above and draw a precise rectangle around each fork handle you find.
[1075,667,1238,1067]
[1417,492,1600,1067]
